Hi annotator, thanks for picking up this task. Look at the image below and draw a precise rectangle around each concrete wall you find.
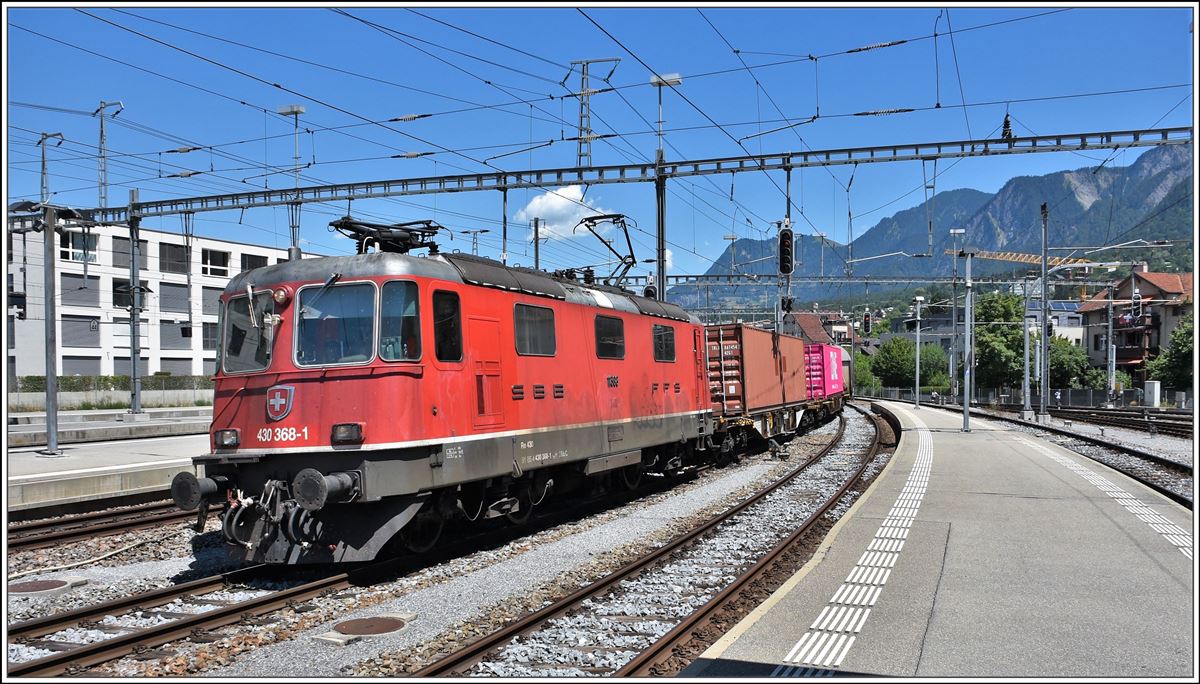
[7,389,214,411]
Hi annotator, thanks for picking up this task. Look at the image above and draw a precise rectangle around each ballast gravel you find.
[200,461,787,677]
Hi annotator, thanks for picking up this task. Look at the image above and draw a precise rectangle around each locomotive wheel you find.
[618,463,643,491]
[505,487,532,525]
[399,507,444,554]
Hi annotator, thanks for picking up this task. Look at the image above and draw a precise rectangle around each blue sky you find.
[5,5,1195,277]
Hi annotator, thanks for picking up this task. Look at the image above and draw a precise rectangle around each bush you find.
[11,375,210,393]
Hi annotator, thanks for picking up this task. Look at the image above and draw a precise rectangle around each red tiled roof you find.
[1134,271,1192,296]
[784,313,834,344]
[1077,289,1109,314]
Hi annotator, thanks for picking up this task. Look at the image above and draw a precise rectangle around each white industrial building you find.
[6,222,312,383]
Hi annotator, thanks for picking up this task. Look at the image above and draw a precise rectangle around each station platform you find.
[6,407,211,447]
[6,433,209,514]
[685,401,1194,678]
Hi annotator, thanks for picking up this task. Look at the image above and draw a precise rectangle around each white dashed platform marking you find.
[773,409,932,677]
[1018,437,1193,560]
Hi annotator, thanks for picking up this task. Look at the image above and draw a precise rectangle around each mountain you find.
[668,144,1193,309]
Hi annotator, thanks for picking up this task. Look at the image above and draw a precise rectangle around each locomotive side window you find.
[514,304,555,356]
[380,281,421,361]
[653,324,676,362]
[222,292,275,373]
[595,315,625,359]
[296,282,375,366]
[432,290,462,362]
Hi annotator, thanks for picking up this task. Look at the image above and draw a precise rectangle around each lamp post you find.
[1038,203,1050,422]
[278,104,306,261]
[913,295,924,408]
[651,73,681,301]
[1022,275,1035,420]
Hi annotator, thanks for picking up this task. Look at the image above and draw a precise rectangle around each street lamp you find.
[1021,274,1036,420]
[650,73,682,165]
[913,296,925,408]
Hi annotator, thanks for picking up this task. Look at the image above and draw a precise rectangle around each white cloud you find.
[514,185,613,241]
[664,248,674,273]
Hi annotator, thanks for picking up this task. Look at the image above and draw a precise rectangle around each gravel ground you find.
[6,540,243,626]
[87,422,841,678]
[969,406,1194,467]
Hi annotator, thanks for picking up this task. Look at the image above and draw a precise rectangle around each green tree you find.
[852,351,881,393]
[1083,368,1133,391]
[1148,313,1193,389]
[919,343,948,385]
[973,293,1025,389]
[1048,336,1090,389]
[871,336,915,387]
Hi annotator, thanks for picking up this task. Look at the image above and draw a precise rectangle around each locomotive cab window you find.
[222,292,275,373]
[653,324,676,362]
[595,315,625,359]
[296,282,375,366]
[380,281,421,361]
[514,304,555,356]
[432,290,462,362]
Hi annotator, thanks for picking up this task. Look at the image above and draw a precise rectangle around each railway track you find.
[931,404,1192,509]
[9,419,840,677]
[991,404,1193,438]
[414,404,884,677]
[7,501,196,552]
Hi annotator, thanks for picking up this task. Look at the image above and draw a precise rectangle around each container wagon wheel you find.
[400,505,444,554]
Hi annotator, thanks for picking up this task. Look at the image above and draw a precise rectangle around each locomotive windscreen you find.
[296,283,375,366]
[222,291,275,373]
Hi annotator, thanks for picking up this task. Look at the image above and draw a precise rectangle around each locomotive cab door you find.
[469,317,505,428]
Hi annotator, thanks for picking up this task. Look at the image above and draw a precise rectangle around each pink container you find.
[804,343,844,400]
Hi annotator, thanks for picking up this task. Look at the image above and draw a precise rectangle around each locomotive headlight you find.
[272,287,291,305]
[214,429,240,448]
[331,422,364,444]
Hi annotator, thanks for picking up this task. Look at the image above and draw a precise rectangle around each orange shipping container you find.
[706,324,808,417]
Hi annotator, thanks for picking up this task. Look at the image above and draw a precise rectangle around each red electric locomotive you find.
[172,217,845,564]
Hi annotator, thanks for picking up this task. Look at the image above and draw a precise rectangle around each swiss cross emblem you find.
[266,385,295,422]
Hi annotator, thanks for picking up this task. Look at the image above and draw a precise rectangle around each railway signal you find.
[778,228,794,275]
[862,311,872,335]
[1131,289,1142,318]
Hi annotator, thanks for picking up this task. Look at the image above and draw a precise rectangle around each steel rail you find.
[415,413,859,677]
[930,404,1192,509]
[617,404,884,676]
[8,504,193,551]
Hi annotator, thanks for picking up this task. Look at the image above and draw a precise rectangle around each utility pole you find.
[949,228,965,402]
[128,189,145,418]
[1105,284,1116,407]
[501,188,508,265]
[650,71,680,302]
[278,104,306,261]
[40,205,62,456]
[1022,276,1034,419]
[913,296,924,408]
[36,132,64,456]
[961,249,975,432]
[463,228,488,256]
[93,100,123,208]
[533,218,541,269]
[1038,202,1050,422]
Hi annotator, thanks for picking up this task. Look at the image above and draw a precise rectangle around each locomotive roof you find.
[226,251,698,323]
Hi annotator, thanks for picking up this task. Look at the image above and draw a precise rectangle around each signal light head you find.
[778,228,795,275]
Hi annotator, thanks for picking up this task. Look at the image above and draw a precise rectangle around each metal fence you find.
[855,386,1193,409]
[10,375,214,393]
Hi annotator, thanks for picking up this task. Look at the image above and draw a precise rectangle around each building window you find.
[1093,334,1101,351]
[61,274,100,307]
[160,321,193,350]
[159,243,190,274]
[202,249,229,277]
[433,291,463,362]
[113,278,132,309]
[112,236,148,271]
[59,231,98,263]
[515,304,555,356]
[594,315,625,359]
[62,315,101,348]
[203,322,219,351]
[653,324,676,362]
[159,283,190,313]
[241,253,268,272]
[202,287,222,316]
